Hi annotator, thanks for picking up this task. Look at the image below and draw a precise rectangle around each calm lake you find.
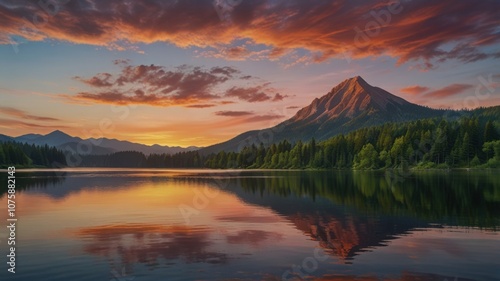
[0,169,499,281]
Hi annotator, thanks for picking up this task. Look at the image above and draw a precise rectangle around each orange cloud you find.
[199,45,270,61]
[214,110,286,123]
[225,84,280,102]
[272,93,287,101]
[245,114,285,123]
[0,106,61,122]
[425,83,473,98]
[215,111,253,117]
[186,104,217,108]
[400,85,430,95]
[73,73,113,88]
[1,0,499,68]
[0,118,69,130]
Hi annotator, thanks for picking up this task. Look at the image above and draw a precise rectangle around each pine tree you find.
[461,133,471,166]
[484,121,498,142]
[354,143,379,169]
[0,145,5,165]
[390,137,405,167]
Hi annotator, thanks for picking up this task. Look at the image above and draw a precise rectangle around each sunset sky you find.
[1,0,499,147]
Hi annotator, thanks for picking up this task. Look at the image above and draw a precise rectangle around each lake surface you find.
[0,169,499,281]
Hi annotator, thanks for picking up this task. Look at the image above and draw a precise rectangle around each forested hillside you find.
[0,142,67,168]
[2,114,499,170]
[204,117,500,169]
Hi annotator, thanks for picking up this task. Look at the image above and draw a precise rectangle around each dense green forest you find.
[79,150,202,168]
[0,142,67,168]
[202,117,500,169]
[2,116,500,170]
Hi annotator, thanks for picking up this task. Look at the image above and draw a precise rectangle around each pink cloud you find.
[425,84,473,98]
[66,61,282,107]
[400,85,430,95]
[1,0,498,68]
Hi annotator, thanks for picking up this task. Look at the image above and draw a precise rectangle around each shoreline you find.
[2,166,500,172]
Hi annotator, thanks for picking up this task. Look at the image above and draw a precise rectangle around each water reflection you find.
[0,171,66,196]
[74,224,228,266]
[235,170,500,228]
[226,230,283,247]
[0,169,498,281]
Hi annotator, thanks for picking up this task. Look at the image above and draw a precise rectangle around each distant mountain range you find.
[200,76,477,154]
[0,130,199,155]
[3,76,498,157]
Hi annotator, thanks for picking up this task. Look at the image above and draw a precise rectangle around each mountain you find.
[2,130,199,155]
[18,130,80,147]
[200,76,448,154]
[13,133,43,142]
[284,76,440,138]
[58,138,198,155]
[0,134,13,143]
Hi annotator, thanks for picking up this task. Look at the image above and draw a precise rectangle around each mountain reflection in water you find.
[0,169,498,281]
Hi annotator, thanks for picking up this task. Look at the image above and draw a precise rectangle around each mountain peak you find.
[337,75,370,92]
[345,75,365,83]
[47,130,70,137]
[291,76,415,124]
